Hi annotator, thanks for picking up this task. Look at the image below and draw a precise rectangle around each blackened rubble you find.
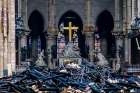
[0,61,140,93]
[1,43,140,93]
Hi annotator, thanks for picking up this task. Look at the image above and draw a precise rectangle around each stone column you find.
[123,0,132,64]
[3,0,8,76]
[123,0,127,32]
[47,0,56,68]
[132,0,138,18]
[22,0,28,30]
[46,35,56,68]
[0,0,15,77]
[17,0,21,17]
[114,0,122,70]
[17,36,21,65]
[31,37,38,63]
[115,0,121,32]
[85,32,94,62]
[7,0,16,75]
[0,0,3,77]
[85,0,92,27]
[123,0,127,64]
[48,0,56,31]
[84,0,94,62]
[138,0,140,16]
[17,0,28,64]
[16,0,22,65]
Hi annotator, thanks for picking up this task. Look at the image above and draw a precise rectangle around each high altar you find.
[57,22,82,67]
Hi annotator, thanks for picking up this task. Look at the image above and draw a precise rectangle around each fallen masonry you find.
[1,43,140,93]
[1,61,140,93]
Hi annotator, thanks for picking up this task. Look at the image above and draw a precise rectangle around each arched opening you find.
[58,10,88,58]
[131,36,140,64]
[28,10,46,62]
[28,10,44,36]
[96,10,116,58]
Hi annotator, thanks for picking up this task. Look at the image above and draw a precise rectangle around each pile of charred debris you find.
[1,61,140,93]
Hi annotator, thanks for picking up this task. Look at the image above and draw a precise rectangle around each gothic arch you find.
[28,10,45,37]
[96,10,116,58]
[58,10,88,58]
[58,10,83,31]
[28,10,46,62]
[96,10,114,38]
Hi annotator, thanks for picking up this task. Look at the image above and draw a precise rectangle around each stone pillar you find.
[85,0,92,26]
[138,0,140,16]
[100,39,107,58]
[123,0,127,32]
[3,0,8,76]
[17,0,21,17]
[22,0,28,30]
[85,32,94,62]
[47,0,56,68]
[48,0,56,31]
[17,36,21,65]
[114,37,123,71]
[16,0,22,65]
[16,0,28,64]
[114,0,122,70]
[0,0,3,77]
[123,0,127,64]
[132,0,138,18]
[84,0,94,62]
[8,0,16,75]
[115,0,121,32]
[31,37,38,63]
[46,35,56,68]
[0,0,16,77]
[123,0,132,64]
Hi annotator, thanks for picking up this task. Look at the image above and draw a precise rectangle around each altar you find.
[58,42,82,68]
[57,22,82,68]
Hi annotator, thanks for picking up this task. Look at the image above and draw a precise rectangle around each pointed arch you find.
[58,10,83,31]
[28,10,44,37]
[96,10,116,58]
[58,10,88,58]
[27,10,46,62]
[96,10,114,38]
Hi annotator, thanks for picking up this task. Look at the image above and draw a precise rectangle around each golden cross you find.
[63,22,78,42]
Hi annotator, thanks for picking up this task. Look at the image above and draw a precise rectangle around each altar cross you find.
[63,22,78,42]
